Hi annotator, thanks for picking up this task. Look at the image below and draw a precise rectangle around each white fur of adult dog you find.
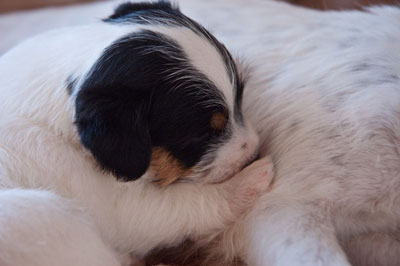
[0,2,275,266]
[179,1,400,265]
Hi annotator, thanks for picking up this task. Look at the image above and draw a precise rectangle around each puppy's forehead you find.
[156,27,234,107]
[105,1,243,119]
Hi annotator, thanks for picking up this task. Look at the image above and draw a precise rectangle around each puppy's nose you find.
[241,142,248,150]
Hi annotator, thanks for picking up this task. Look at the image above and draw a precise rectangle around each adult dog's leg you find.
[0,189,122,266]
[341,232,400,266]
[243,197,351,266]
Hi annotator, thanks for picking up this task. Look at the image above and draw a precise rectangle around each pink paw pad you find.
[229,156,274,215]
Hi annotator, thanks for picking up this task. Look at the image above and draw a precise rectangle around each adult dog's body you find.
[181,1,400,265]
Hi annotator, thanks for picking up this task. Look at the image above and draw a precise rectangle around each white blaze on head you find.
[157,26,235,109]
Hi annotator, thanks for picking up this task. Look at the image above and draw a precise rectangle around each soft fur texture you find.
[0,2,274,266]
[1,0,400,265]
[166,1,400,266]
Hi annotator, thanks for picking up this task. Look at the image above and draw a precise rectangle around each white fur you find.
[180,1,400,265]
[1,0,400,265]
[0,16,272,266]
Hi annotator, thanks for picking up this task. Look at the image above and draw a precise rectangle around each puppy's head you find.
[75,1,258,185]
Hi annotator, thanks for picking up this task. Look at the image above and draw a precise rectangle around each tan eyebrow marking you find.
[210,112,227,131]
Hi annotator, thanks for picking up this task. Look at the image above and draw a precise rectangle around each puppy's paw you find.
[227,156,274,216]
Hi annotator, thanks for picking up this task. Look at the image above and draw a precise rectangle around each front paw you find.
[227,156,274,216]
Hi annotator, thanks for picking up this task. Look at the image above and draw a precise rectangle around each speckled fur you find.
[167,1,400,265]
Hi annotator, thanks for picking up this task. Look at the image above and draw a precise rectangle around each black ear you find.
[75,85,152,181]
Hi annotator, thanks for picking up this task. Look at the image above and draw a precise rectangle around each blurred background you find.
[286,0,398,9]
[0,0,398,54]
[0,0,398,13]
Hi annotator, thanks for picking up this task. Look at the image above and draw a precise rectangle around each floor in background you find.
[0,0,101,13]
[0,0,398,13]
[0,0,398,53]
[288,0,399,10]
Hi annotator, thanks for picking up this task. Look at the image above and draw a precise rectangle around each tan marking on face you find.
[150,147,192,187]
[210,112,227,131]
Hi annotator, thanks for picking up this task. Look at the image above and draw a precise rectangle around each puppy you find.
[0,2,274,266]
[144,1,400,266]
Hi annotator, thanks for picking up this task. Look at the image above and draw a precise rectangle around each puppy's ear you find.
[75,85,152,182]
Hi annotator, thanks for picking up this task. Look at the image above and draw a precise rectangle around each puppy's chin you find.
[147,152,258,187]
[146,165,239,187]
[199,126,261,184]
[206,168,240,184]
[206,158,258,184]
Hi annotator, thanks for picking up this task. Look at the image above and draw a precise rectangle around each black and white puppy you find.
[0,2,273,266]
[75,1,259,185]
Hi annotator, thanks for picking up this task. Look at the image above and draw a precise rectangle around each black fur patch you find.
[75,30,230,181]
[108,1,176,20]
[106,1,244,122]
